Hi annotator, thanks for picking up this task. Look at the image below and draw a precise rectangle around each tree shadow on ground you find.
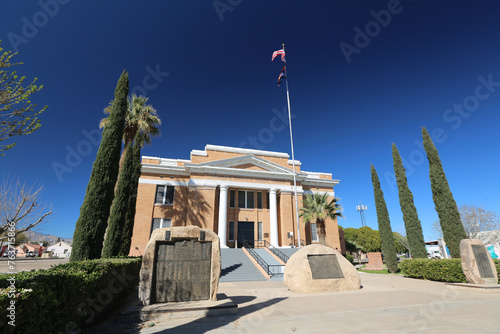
[150,296,287,333]
[220,263,242,277]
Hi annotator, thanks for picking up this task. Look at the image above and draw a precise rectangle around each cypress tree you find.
[102,137,135,258]
[118,134,142,256]
[118,136,142,256]
[392,144,427,258]
[70,71,129,261]
[422,127,466,258]
[370,164,398,273]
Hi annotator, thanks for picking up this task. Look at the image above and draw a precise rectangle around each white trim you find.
[139,179,189,186]
[205,144,290,158]
[189,178,303,193]
[303,190,336,197]
[191,149,208,156]
[302,170,332,177]
[142,156,191,163]
[141,164,190,176]
[301,179,339,187]
[141,161,339,188]
[139,174,337,190]
[287,160,302,166]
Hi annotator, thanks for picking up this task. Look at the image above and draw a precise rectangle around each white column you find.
[269,188,279,247]
[218,185,229,248]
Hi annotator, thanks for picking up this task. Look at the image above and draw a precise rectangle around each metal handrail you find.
[264,240,290,263]
[243,241,284,276]
[253,240,290,263]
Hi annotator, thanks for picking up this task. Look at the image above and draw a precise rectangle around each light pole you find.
[356,203,367,227]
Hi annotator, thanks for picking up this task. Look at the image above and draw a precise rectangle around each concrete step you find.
[277,247,300,259]
[220,249,267,282]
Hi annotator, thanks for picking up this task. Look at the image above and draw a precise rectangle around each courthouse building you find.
[129,145,341,255]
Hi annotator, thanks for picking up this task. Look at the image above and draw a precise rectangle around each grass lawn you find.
[356,264,403,275]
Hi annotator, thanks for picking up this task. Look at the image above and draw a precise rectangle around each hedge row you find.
[0,257,142,334]
[400,258,500,284]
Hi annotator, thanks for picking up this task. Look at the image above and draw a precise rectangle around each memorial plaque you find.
[472,245,495,279]
[153,239,212,302]
[307,254,344,279]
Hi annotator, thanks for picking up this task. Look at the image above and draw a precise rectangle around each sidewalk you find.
[97,273,500,333]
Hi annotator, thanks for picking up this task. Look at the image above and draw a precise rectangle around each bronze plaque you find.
[308,254,344,279]
[472,245,495,278]
[153,239,212,302]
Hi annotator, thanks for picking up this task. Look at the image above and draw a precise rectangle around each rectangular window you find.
[229,190,235,208]
[155,185,175,205]
[151,218,172,235]
[266,191,270,209]
[237,190,255,209]
[228,221,235,241]
[155,186,165,204]
[257,192,262,209]
[238,191,245,208]
[258,222,263,241]
[311,223,318,242]
[247,191,254,209]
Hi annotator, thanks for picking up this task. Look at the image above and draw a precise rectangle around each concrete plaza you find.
[118,272,500,333]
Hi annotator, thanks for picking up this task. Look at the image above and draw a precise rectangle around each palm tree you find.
[100,94,161,169]
[299,193,343,246]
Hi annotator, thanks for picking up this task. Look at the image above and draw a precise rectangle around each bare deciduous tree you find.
[0,177,53,241]
[432,205,500,244]
[460,205,499,243]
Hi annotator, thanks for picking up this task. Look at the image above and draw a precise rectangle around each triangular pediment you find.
[194,154,294,174]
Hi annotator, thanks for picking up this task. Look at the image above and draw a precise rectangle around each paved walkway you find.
[0,258,69,273]
[92,273,500,333]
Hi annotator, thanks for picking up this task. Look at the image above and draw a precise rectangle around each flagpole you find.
[282,43,302,249]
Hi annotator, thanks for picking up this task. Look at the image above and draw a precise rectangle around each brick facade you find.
[129,145,341,255]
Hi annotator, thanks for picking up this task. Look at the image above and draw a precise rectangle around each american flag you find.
[272,49,286,62]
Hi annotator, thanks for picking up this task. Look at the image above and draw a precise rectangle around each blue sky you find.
[1,0,499,240]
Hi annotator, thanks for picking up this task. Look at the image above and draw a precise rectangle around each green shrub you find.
[0,257,141,334]
[345,253,354,264]
[399,258,466,283]
[494,259,500,282]
[400,258,500,284]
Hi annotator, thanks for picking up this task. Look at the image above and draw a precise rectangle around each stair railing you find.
[263,240,290,263]
[243,241,283,276]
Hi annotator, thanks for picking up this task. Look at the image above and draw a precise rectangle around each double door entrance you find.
[237,221,254,248]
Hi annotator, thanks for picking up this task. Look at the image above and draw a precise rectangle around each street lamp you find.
[356,203,367,227]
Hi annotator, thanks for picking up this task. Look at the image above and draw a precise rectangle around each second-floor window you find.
[155,185,175,205]
[238,190,254,209]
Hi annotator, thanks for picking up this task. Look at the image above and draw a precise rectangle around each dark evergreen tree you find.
[70,71,129,261]
[422,127,466,258]
[370,164,398,273]
[118,134,142,256]
[392,144,427,258]
[102,138,135,258]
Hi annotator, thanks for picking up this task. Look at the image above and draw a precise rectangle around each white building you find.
[47,241,72,258]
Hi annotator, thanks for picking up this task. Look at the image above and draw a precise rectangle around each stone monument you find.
[460,239,498,285]
[364,252,384,270]
[139,226,221,305]
[284,244,361,293]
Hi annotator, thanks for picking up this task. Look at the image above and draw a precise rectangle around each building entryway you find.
[237,222,254,248]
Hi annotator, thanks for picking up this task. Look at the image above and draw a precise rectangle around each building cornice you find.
[204,144,290,158]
